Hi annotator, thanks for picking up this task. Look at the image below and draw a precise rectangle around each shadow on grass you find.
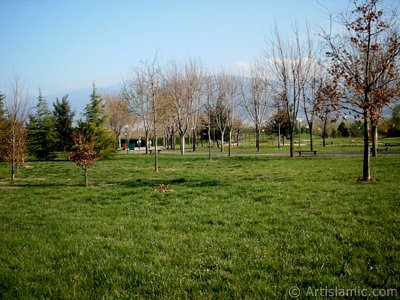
[0,173,222,189]
[119,177,221,189]
[1,181,85,188]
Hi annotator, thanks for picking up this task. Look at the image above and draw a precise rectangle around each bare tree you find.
[123,56,162,171]
[315,77,342,147]
[104,93,134,150]
[213,71,238,155]
[123,68,152,155]
[164,59,203,155]
[323,0,400,180]
[240,62,270,152]
[302,63,325,151]
[204,74,216,160]
[267,24,314,157]
[0,76,30,180]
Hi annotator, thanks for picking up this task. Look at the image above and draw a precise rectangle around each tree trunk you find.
[362,110,371,181]
[192,131,196,152]
[371,122,378,157]
[208,124,212,161]
[255,124,260,152]
[154,133,158,172]
[228,129,232,157]
[145,132,149,154]
[236,129,240,147]
[180,134,185,155]
[170,130,175,150]
[11,163,15,181]
[278,122,281,149]
[322,119,328,148]
[84,166,89,187]
[309,123,313,151]
[220,130,225,152]
[289,130,294,158]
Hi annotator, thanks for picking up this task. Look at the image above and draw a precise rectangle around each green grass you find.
[171,136,400,155]
[0,154,399,299]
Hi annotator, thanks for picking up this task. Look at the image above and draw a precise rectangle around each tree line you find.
[0,81,116,185]
[1,0,399,183]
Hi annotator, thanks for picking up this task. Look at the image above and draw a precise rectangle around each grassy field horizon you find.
[1,152,399,298]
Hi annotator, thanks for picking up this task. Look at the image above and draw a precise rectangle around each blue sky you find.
[0,0,397,110]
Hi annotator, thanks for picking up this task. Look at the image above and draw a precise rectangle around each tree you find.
[0,76,29,180]
[145,57,162,172]
[204,75,216,160]
[0,92,7,163]
[165,59,203,155]
[69,132,98,187]
[53,95,75,152]
[323,0,400,180]
[70,85,114,186]
[28,89,57,160]
[315,78,342,147]
[79,84,115,158]
[104,93,133,150]
[388,104,400,136]
[240,62,270,152]
[0,92,6,119]
[213,71,237,155]
[123,55,162,172]
[123,68,152,154]
[267,108,291,145]
[337,121,350,137]
[267,24,314,157]
[302,66,325,151]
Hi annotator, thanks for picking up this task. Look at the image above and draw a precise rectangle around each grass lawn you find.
[176,136,400,155]
[0,154,399,299]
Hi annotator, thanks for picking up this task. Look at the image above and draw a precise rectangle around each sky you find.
[0,0,398,112]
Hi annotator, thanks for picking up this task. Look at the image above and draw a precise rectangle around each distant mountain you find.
[46,82,122,120]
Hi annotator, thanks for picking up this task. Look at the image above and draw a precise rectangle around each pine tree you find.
[78,84,114,157]
[70,84,114,186]
[53,95,75,151]
[28,89,57,160]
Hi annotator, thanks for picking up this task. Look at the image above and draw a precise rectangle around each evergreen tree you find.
[337,121,349,137]
[53,95,75,151]
[28,89,57,160]
[70,84,115,186]
[77,84,114,158]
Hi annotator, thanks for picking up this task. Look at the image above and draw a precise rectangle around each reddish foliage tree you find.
[69,133,98,187]
[323,0,400,180]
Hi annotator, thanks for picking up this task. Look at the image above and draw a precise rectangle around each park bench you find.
[384,143,400,151]
[296,150,318,157]
[149,149,162,154]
